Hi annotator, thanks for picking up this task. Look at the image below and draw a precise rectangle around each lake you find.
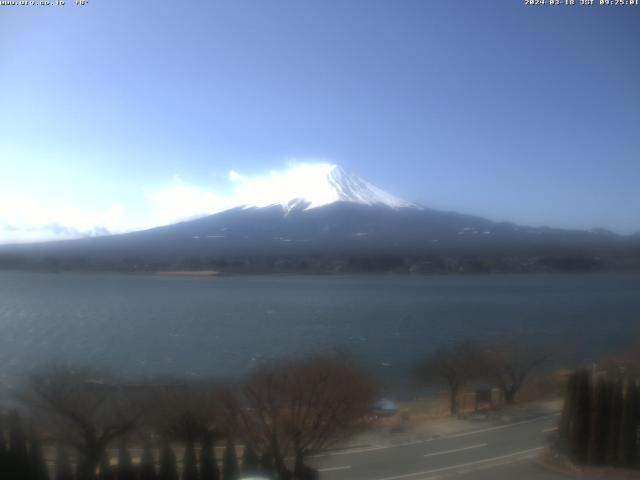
[1,271,639,397]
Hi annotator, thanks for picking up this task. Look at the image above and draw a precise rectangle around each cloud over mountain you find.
[2,161,395,244]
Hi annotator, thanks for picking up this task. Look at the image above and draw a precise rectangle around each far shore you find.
[152,270,222,277]
[3,267,640,278]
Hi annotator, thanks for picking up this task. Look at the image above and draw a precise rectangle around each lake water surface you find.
[1,271,639,396]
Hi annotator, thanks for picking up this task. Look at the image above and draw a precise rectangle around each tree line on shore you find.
[0,335,550,480]
[0,335,562,479]
[414,335,554,414]
[3,337,638,478]
[0,408,273,480]
[0,354,376,480]
[1,251,631,275]
[417,337,640,470]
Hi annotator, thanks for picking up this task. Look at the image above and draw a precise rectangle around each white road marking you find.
[542,427,558,433]
[423,443,487,458]
[453,453,543,476]
[317,465,351,472]
[309,413,559,458]
[437,414,559,441]
[373,446,544,480]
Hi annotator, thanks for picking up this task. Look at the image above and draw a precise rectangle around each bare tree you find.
[19,365,153,480]
[480,337,552,404]
[238,354,376,479]
[415,341,484,415]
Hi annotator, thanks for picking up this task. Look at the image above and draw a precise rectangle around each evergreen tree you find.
[98,451,114,480]
[558,371,578,452]
[157,442,178,480]
[297,465,319,480]
[221,440,238,480]
[117,443,135,480]
[138,442,156,480]
[618,381,639,468]
[182,439,198,480]
[76,457,94,480]
[606,379,623,465]
[28,427,50,480]
[199,436,219,480]
[0,419,8,480]
[628,382,640,469]
[587,377,609,465]
[54,446,74,480]
[629,382,640,468]
[241,445,259,476]
[8,410,31,479]
[569,370,591,464]
[258,451,275,478]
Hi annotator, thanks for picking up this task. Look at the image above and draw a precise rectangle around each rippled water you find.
[1,271,639,396]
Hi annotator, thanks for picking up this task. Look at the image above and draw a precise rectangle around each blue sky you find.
[0,0,639,241]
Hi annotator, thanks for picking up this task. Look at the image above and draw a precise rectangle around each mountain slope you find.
[0,165,638,273]
[1,201,636,265]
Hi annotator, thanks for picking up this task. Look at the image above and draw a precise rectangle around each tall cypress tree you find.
[570,370,591,464]
[28,427,50,480]
[98,450,113,480]
[600,379,613,463]
[157,442,178,480]
[241,445,259,476]
[221,440,238,480]
[628,382,640,469]
[182,439,199,480]
[76,450,98,480]
[558,371,578,452]
[0,418,8,480]
[606,379,623,465]
[259,451,274,478]
[138,442,156,480]
[587,377,609,465]
[618,381,639,468]
[8,410,30,479]
[117,442,135,480]
[199,436,219,480]
[54,446,74,480]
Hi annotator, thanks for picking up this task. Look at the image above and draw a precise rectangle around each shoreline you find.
[152,270,222,277]
[2,267,640,278]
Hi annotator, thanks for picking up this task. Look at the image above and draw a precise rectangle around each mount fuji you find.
[0,164,638,273]
[232,163,417,212]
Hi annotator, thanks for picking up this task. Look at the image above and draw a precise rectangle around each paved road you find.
[309,414,570,480]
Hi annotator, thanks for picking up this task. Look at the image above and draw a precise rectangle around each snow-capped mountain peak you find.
[237,163,418,212]
[327,165,417,208]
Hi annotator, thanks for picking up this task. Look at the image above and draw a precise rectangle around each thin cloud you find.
[0,161,337,244]
[144,176,233,228]
[0,192,130,244]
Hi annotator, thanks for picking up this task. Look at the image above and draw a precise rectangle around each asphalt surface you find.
[309,414,570,480]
